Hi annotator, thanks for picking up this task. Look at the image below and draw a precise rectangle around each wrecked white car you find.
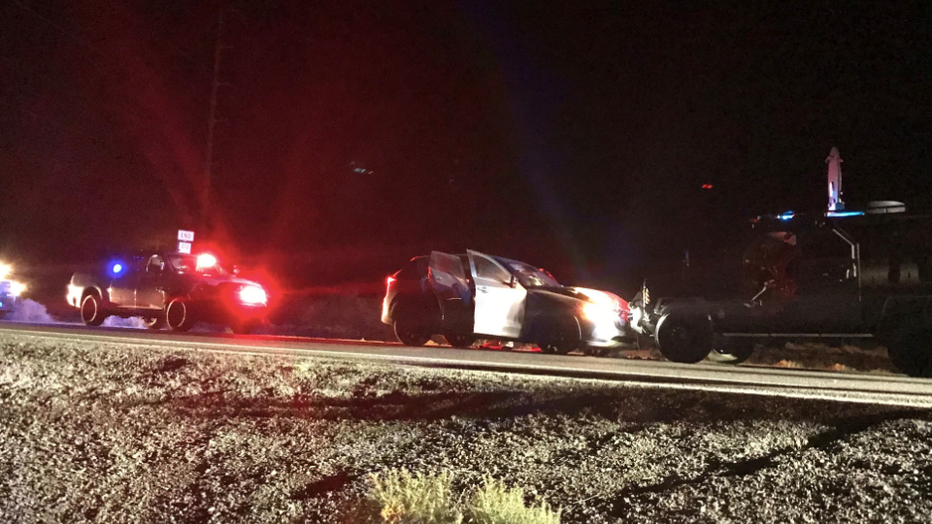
[381,249,633,355]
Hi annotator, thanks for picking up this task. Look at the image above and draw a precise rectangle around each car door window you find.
[472,255,511,284]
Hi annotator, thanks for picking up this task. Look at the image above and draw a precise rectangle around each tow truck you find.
[631,148,932,376]
[67,251,269,333]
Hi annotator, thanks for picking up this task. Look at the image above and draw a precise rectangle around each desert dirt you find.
[1,331,930,523]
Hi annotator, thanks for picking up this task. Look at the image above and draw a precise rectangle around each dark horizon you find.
[3,0,931,294]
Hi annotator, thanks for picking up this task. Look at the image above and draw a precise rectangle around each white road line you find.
[4,325,932,408]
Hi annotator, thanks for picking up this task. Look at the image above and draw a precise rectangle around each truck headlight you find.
[238,285,267,305]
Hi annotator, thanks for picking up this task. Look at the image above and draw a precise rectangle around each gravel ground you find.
[0,332,930,523]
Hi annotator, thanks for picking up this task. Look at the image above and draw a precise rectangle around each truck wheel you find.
[143,316,165,330]
[654,310,713,363]
[444,333,475,348]
[538,316,580,355]
[81,293,106,327]
[707,340,754,364]
[887,325,932,377]
[165,298,195,332]
[394,318,432,346]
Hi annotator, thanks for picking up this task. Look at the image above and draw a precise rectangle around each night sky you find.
[2,0,931,292]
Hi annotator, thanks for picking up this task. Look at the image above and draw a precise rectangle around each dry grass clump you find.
[369,469,463,524]
[469,476,561,524]
[368,470,560,524]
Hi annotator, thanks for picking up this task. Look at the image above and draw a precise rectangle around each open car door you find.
[428,252,469,300]
[429,252,474,333]
[467,249,526,338]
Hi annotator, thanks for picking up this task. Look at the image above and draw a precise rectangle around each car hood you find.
[528,286,630,313]
[532,285,626,305]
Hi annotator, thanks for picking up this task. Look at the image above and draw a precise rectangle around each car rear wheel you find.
[654,310,713,363]
[394,318,432,347]
[81,294,106,327]
[444,333,475,348]
[165,297,195,332]
[143,316,165,330]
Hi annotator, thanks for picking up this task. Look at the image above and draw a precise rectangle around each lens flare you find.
[238,285,267,305]
[197,253,218,270]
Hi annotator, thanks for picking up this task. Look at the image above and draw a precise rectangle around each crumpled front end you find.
[573,287,636,348]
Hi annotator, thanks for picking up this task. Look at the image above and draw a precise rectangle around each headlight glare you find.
[238,285,267,305]
[583,302,616,323]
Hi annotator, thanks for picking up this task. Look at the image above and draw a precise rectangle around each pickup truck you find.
[67,251,268,334]
[630,207,932,376]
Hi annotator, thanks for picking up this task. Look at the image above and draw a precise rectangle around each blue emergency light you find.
[826,210,865,218]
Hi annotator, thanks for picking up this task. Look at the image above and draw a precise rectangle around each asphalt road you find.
[2,320,932,408]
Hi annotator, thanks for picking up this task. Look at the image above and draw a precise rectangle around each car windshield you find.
[500,260,561,288]
[166,254,228,275]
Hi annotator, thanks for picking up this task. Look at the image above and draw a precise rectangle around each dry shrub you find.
[368,469,463,524]
[367,470,561,524]
[469,476,561,524]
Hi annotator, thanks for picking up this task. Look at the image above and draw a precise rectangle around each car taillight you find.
[238,285,267,305]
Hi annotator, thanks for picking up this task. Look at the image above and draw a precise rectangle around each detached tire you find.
[654,310,713,363]
[80,293,106,327]
[165,297,195,332]
[887,325,932,377]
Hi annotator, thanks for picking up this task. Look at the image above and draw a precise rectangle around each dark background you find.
[2,0,931,297]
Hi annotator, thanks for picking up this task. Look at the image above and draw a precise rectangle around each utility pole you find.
[202,11,226,237]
